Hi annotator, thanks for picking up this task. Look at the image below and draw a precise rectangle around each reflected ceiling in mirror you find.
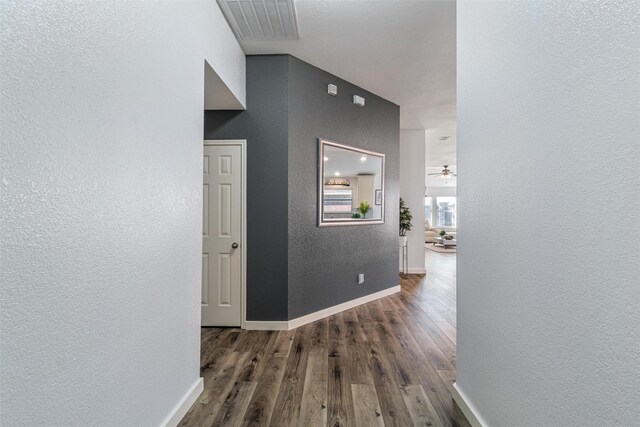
[318,139,385,226]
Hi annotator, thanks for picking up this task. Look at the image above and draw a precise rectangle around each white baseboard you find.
[400,268,426,274]
[244,286,401,331]
[452,382,488,427]
[162,377,203,427]
[288,285,400,330]
[244,320,289,330]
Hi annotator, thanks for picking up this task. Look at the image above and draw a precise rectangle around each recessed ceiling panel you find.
[217,0,299,41]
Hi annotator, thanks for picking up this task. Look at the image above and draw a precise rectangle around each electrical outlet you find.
[358,273,365,284]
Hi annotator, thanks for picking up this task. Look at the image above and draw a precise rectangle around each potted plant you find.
[359,201,371,219]
[399,197,413,246]
[351,212,361,219]
[439,230,446,237]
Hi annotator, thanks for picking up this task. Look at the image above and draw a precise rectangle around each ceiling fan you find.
[428,165,457,179]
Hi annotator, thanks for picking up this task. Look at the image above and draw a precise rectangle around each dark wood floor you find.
[180,250,468,427]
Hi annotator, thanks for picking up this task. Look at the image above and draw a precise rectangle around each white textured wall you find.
[426,187,456,198]
[457,1,639,426]
[0,1,244,425]
[400,130,426,273]
[203,5,247,109]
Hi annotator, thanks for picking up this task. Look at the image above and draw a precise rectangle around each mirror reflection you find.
[319,139,384,226]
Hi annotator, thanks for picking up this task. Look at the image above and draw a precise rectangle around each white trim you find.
[161,377,203,427]
[240,140,246,329]
[203,140,247,329]
[452,382,488,427]
[288,285,400,329]
[317,138,386,227]
[244,321,289,331]
[243,286,401,331]
[400,268,426,274]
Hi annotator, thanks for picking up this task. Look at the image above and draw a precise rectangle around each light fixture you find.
[428,165,457,180]
[324,156,329,161]
[334,172,340,176]
[360,156,367,162]
[324,178,351,186]
[439,165,455,179]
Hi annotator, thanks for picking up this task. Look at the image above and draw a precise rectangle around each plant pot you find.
[399,235,408,246]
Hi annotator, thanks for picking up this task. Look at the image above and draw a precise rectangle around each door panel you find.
[218,184,231,237]
[202,143,242,327]
[203,184,209,237]
[202,253,209,305]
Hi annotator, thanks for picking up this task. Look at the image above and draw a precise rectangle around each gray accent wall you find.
[204,55,289,321]
[287,56,400,319]
[204,55,399,321]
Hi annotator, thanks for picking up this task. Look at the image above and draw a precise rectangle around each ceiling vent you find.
[438,136,451,141]
[217,0,300,41]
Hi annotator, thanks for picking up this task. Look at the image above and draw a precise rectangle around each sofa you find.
[425,219,456,243]
[425,220,437,243]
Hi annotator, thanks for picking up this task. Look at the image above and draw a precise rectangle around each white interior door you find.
[202,142,244,327]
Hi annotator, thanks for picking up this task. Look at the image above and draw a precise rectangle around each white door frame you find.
[203,139,247,329]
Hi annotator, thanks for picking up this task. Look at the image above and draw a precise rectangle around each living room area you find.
[425,133,457,253]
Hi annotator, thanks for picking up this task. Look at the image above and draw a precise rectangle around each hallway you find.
[180,251,466,426]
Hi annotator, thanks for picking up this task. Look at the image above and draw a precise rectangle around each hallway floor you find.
[180,250,467,426]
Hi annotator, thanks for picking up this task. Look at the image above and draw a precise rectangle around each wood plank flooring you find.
[180,250,469,427]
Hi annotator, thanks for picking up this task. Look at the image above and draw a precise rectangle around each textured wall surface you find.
[287,56,400,319]
[205,55,400,321]
[399,130,426,273]
[204,55,290,321]
[0,1,244,425]
[202,2,247,108]
[457,1,640,426]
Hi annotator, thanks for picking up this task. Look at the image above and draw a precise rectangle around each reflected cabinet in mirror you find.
[318,139,385,226]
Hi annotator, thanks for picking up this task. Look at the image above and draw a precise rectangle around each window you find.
[424,196,433,226]
[436,196,456,227]
[323,189,353,213]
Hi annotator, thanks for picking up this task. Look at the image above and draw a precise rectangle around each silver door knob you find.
[231,242,239,249]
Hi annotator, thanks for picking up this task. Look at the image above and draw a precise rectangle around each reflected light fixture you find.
[334,172,340,176]
[360,156,367,162]
[324,156,329,161]
[324,178,351,186]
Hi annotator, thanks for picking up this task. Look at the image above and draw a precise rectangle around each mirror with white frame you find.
[318,139,385,226]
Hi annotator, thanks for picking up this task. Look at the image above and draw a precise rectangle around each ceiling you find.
[323,144,382,178]
[426,129,456,167]
[233,0,456,133]
[221,0,458,183]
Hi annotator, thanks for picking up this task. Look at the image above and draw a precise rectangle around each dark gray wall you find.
[287,56,400,319]
[204,55,289,321]
[204,55,400,321]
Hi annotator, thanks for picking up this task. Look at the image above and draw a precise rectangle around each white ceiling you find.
[426,129,456,167]
[224,0,458,183]
[323,145,382,178]
[234,0,457,133]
